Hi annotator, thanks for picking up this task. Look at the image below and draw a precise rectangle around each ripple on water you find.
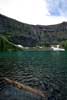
[0,51,67,100]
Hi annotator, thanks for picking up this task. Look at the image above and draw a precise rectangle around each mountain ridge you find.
[0,13,67,26]
[0,14,67,47]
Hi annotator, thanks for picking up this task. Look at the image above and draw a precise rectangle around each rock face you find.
[0,14,67,46]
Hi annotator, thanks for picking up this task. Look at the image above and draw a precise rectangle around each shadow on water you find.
[0,51,67,100]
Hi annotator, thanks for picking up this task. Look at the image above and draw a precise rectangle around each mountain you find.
[0,14,67,49]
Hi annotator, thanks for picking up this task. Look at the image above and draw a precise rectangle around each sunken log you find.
[3,77,48,98]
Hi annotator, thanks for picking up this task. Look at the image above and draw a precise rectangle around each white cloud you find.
[0,0,67,25]
[0,0,49,24]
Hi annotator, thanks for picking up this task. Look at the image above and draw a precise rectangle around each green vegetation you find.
[0,36,23,51]
[60,40,67,50]
[0,36,50,51]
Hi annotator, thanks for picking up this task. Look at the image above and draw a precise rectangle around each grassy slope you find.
[0,36,24,51]
[0,36,51,51]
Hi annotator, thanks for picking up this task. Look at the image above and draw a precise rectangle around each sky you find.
[0,0,67,25]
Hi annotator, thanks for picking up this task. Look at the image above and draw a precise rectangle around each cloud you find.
[0,0,67,25]
[0,0,49,24]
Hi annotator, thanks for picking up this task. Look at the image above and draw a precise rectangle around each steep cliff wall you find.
[0,14,67,47]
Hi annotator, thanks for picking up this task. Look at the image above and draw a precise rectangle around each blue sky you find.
[0,0,67,25]
[47,0,67,16]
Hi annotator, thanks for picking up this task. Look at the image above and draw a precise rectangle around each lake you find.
[0,51,67,100]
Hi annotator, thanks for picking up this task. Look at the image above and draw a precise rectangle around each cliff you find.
[0,14,67,47]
